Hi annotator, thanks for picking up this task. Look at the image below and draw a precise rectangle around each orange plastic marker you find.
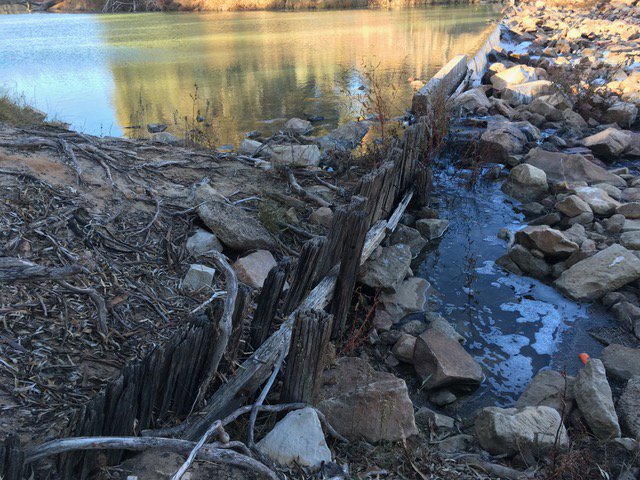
[579,353,590,365]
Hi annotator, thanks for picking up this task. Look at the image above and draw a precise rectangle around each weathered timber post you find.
[250,259,290,349]
[1,435,25,480]
[329,210,368,339]
[280,309,333,404]
[283,237,326,315]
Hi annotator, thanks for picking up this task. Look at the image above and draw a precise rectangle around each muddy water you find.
[416,168,613,412]
[0,6,499,143]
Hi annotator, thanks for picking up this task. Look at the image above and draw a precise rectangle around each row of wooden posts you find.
[1,116,433,479]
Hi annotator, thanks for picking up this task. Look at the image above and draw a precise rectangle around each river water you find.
[0,6,499,143]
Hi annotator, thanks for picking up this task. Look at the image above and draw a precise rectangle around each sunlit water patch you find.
[0,6,500,143]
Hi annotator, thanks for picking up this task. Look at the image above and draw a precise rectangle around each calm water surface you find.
[0,6,499,143]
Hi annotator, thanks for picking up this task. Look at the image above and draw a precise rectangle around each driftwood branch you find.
[285,168,331,208]
[194,250,238,409]
[0,257,81,282]
[24,436,277,480]
[57,280,109,337]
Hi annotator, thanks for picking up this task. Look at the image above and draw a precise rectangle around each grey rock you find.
[574,359,621,440]
[514,225,578,258]
[555,244,640,300]
[414,328,483,390]
[283,117,313,134]
[475,406,569,457]
[389,224,427,257]
[195,184,274,251]
[574,186,621,216]
[601,101,638,128]
[415,218,450,241]
[556,195,592,217]
[257,407,331,469]
[186,229,223,256]
[618,376,640,441]
[601,344,640,382]
[415,407,455,431]
[233,250,277,289]
[583,128,632,159]
[516,369,575,416]
[359,244,412,292]
[183,264,216,292]
[509,244,550,279]
[502,164,548,202]
[621,231,640,250]
[391,334,416,364]
[617,202,640,219]
[271,144,321,167]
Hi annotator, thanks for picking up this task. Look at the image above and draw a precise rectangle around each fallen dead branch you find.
[56,280,109,337]
[0,257,82,282]
[24,436,278,480]
[285,168,332,208]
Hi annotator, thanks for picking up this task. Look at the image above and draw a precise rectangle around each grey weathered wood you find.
[283,236,326,315]
[1,435,25,480]
[250,260,290,349]
[281,310,333,404]
[330,210,368,339]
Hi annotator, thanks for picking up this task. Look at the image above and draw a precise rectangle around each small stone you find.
[147,123,167,133]
[310,207,334,228]
[556,195,592,217]
[233,250,277,289]
[583,127,632,159]
[415,218,449,241]
[183,264,216,292]
[509,244,550,279]
[514,225,578,258]
[284,117,313,134]
[516,369,575,416]
[389,224,427,257]
[150,132,180,145]
[574,186,621,217]
[429,389,457,406]
[186,229,223,256]
[392,334,416,364]
[256,408,331,469]
[621,231,640,250]
[359,244,412,292]
[415,407,455,431]
[617,203,640,219]
[438,434,474,453]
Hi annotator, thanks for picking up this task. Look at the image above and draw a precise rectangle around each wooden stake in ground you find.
[280,309,333,404]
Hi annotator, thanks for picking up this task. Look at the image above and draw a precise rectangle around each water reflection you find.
[0,6,499,143]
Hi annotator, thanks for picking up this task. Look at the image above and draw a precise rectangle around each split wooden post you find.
[329,209,368,339]
[1,435,25,480]
[280,310,333,404]
[250,259,290,350]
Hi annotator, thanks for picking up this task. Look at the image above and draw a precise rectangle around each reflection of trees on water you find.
[98,6,499,144]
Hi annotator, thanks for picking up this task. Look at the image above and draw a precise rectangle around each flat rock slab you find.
[413,328,483,390]
[601,344,640,382]
[317,357,418,442]
[233,250,276,289]
[524,148,626,187]
[555,244,640,301]
[475,406,569,457]
[195,184,274,251]
[380,277,431,322]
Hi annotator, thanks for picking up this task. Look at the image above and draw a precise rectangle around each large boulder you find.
[514,225,578,258]
[618,376,640,441]
[380,277,431,322]
[574,186,621,216]
[358,244,412,292]
[574,359,621,440]
[555,244,640,300]
[233,250,277,289]
[317,357,418,442]
[257,408,331,469]
[601,101,638,129]
[475,406,569,457]
[195,184,274,251]
[502,164,548,202]
[491,65,547,91]
[413,328,483,390]
[602,344,640,382]
[516,369,575,416]
[582,128,632,159]
[524,148,626,187]
[502,80,555,106]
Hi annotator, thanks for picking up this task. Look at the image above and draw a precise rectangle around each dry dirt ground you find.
[0,123,338,447]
